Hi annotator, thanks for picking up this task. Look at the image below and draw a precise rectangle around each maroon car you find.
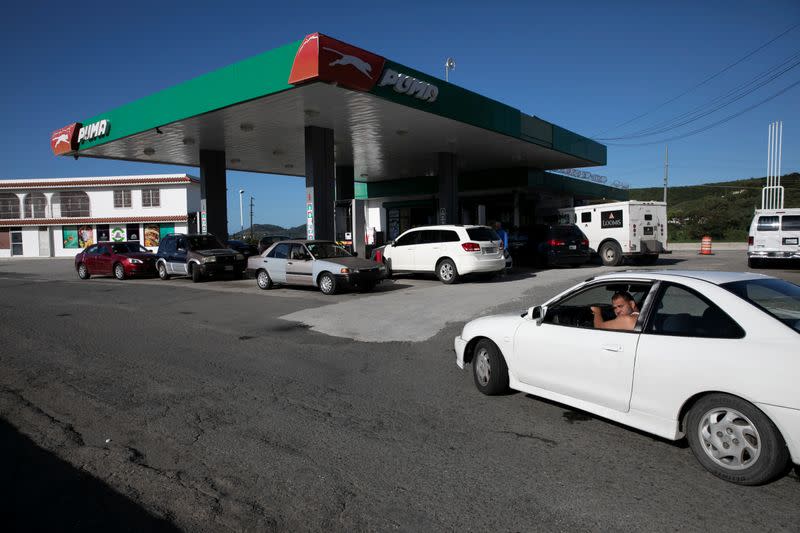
[75,241,157,280]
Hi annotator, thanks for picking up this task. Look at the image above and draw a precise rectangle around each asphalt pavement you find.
[1,251,798,532]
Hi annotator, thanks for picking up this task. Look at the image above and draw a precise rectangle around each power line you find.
[605,77,800,147]
[592,21,800,137]
[596,51,800,140]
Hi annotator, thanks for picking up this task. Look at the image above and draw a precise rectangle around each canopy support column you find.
[438,152,459,224]
[199,149,228,239]
[304,126,335,240]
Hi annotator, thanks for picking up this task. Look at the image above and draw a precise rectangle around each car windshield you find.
[306,243,352,259]
[722,278,800,334]
[110,243,149,253]
[187,236,225,250]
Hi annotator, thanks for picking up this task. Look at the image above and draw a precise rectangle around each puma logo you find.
[323,46,373,79]
[52,133,70,147]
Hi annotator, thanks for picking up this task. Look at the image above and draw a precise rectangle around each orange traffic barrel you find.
[699,235,714,255]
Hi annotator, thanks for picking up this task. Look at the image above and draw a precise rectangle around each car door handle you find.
[287,261,294,265]
[602,344,623,352]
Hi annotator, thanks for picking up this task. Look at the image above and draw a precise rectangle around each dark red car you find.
[75,241,158,280]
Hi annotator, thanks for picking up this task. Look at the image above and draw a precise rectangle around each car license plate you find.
[784,237,799,245]
[224,265,234,271]
[569,245,577,250]
[483,247,497,254]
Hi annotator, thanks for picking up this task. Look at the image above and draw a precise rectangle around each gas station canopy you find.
[51,33,606,182]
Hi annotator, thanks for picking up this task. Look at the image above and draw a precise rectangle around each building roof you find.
[0,215,188,228]
[0,174,199,190]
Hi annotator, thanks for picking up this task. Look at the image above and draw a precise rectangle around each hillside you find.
[629,172,800,242]
[231,224,306,241]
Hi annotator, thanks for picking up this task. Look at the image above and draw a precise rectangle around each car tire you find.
[113,263,126,280]
[383,258,393,278]
[77,263,90,280]
[600,241,623,266]
[436,258,459,284]
[191,264,202,283]
[256,269,272,290]
[157,262,170,280]
[685,393,790,485]
[472,339,509,395]
[747,257,761,269]
[318,272,337,295]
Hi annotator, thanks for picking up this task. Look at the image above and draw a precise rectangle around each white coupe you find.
[454,271,800,485]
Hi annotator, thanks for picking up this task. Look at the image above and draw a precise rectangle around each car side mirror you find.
[527,305,546,325]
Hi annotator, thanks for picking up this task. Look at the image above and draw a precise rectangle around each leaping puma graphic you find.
[52,133,70,147]
[323,46,373,79]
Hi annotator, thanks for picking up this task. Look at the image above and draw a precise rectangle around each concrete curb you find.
[668,242,747,251]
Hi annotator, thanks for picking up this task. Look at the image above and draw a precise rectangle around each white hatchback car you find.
[381,225,505,283]
[455,270,800,485]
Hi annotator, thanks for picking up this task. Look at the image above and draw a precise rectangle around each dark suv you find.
[509,224,590,267]
[155,233,247,282]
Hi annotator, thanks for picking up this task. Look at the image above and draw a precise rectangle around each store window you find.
[96,224,110,242]
[113,189,131,208]
[127,224,141,242]
[142,188,160,207]
[62,226,80,249]
[24,192,47,218]
[56,191,90,217]
[0,193,21,219]
[77,225,94,248]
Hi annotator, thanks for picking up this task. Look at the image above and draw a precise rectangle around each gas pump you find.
[334,199,366,257]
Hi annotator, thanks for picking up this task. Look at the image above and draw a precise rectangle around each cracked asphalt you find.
[1,253,799,532]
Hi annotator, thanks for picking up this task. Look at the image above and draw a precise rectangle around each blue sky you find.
[2,0,798,228]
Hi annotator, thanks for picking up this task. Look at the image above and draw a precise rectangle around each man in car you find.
[591,291,639,330]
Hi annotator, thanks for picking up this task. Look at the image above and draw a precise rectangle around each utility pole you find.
[239,189,244,237]
[663,145,669,204]
[249,196,255,241]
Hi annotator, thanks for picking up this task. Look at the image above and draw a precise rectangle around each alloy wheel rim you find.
[440,263,454,280]
[321,276,332,292]
[115,265,124,279]
[258,271,268,288]
[698,407,761,470]
[475,348,491,386]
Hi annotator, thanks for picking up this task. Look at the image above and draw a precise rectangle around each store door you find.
[10,227,23,256]
[38,226,52,257]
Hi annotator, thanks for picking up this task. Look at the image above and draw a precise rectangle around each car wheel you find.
[748,257,761,269]
[113,263,126,280]
[685,393,789,485]
[600,241,623,266]
[383,258,393,278]
[472,339,509,395]
[436,258,459,284]
[77,263,90,280]
[191,264,202,283]
[157,262,170,280]
[318,272,337,295]
[256,269,272,290]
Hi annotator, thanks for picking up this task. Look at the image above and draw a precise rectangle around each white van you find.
[747,209,800,267]
[558,201,668,266]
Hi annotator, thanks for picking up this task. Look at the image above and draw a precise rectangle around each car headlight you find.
[128,258,143,264]
[235,253,245,260]
[203,256,217,263]
[341,267,358,274]
[378,265,386,271]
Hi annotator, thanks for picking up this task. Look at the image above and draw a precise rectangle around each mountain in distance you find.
[629,172,799,242]
[231,223,306,241]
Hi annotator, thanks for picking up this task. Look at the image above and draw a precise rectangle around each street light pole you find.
[238,189,244,237]
[249,196,254,241]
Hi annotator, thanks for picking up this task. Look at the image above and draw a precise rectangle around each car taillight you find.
[547,239,565,247]
[461,242,481,252]
[633,224,637,235]
[581,239,589,246]
[748,236,754,245]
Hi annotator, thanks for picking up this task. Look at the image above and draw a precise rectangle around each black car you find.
[509,224,590,267]
[155,233,247,282]
[257,235,292,254]
[226,239,259,259]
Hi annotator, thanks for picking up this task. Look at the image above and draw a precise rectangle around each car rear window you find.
[781,215,800,231]
[550,226,585,239]
[722,278,800,334]
[757,216,779,231]
[466,228,499,242]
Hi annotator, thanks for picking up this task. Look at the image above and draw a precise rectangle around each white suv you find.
[381,225,505,283]
[747,209,800,267]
